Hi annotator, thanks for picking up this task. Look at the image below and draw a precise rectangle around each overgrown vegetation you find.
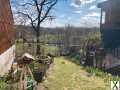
[85,67,120,81]
[0,78,6,90]
[68,55,120,82]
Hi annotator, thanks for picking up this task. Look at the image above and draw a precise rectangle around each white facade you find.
[0,45,15,76]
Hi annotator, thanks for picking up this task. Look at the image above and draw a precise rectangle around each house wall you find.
[0,45,15,75]
[0,0,14,54]
[98,0,120,69]
[100,0,120,26]
[0,0,14,75]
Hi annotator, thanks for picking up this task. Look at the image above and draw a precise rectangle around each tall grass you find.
[85,67,120,82]
[68,54,120,83]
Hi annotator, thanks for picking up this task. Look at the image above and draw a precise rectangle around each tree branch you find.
[21,3,35,6]
[40,0,58,23]
[43,0,53,5]
[18,12,37,32]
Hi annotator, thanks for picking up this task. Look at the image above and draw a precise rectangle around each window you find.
[102,11,106,24]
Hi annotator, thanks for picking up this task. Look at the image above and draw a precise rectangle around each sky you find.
[11,0,107,28]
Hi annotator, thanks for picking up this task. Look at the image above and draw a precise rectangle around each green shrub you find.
[68,53,120,82]
[76,54,81,60]
[85,67,120,82]
[85,67,105,77]
[0,77,7,90]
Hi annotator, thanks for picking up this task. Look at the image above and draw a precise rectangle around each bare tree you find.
[16,0,58,55]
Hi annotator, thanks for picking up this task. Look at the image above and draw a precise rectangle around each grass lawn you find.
[41,57,110,90]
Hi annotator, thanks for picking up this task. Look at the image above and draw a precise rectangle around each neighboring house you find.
[0,0,15,75]
[98,0,120,70]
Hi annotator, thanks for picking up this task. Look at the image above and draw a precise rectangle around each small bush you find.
[74,54,81,60]
[68,53,120,82]
[0,77,7,90]
[85,67,105,77]
[85,67,120,82]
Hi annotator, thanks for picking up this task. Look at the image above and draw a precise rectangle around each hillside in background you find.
[14,25,100,40]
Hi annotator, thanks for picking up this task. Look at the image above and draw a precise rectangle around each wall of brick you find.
[0,0,14,54]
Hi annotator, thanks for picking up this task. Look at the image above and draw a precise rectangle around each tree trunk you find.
[36,28,41,55]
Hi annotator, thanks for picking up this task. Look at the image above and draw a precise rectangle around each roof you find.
[98,0,120,9]
[98,1,108,8]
